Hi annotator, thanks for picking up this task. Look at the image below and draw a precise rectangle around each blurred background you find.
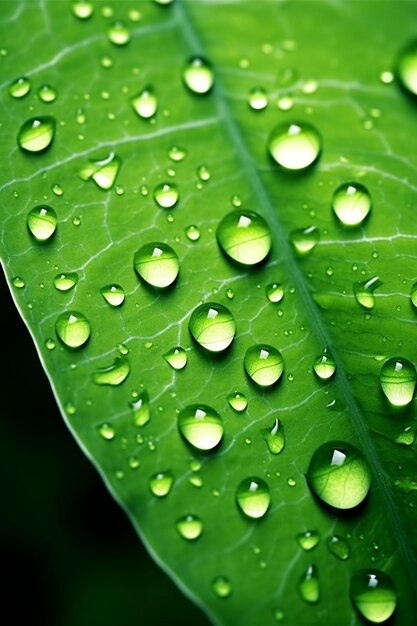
[0,271,210,626]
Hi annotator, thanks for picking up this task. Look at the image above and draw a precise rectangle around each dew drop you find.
[108,21,130,46]
[27,206,57,241]
[97,423,115,440]
[197,165,210,181]
[79,152,121,190]
[55,311,91,349]
[306,441,371,509]
[183,56,214,94]
[297,530,320,551]
[236,477,271,519]
[168,145,187,161]
[353,276,382,310]
[12,276,25,288]
[149,471,174,497]
[410,281,417,309]
[313,349,336,380]
[71,0,94,19]
[225,288,234,300]
[133,242,179,288]
[290,225,319,255]
[176,514,203,540]
[396,40,417,96]
[18,116,55,153]
[185,224,200,241]
[153,182,179,208]
[248,87,268,110]
[244,344,284,388]
[45,338,56,351]
[130,390,150,426]
[380,357,416,407]
[189,302,235,352]
[266,282,284,303]
[163,346,187,370]
[38,84,57,103]
[92,355,130,386]
[216,210,271,265]
[298,565,320,604]
[227,391,248,412]
[327,535,350,560]
[262,418,285,454]
[53,272,78,292]
[178,404,223,451]
[131,86,158,119]
[100,283,125,307]
[332,182,372,227]
[153,0,174,4]
[395,426,415,446]
[8,76,31,98]
[267,122,321,170]
[350,570,396,623]
[212,576,232,598]
[128,456,141,469]
[51,183,63,196]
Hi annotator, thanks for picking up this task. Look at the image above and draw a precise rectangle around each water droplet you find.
[212,576,232,598]
[100,55,113,69]
[45,338,56,351]
[153,0,174,5]
[236,477,271,519]
[79,152,121,190]
[100,284,125,307]
[168,145,187,161]
[216,210,271,265]
[163,346,187,370]
[133,242,179,288]
[149,471,174,497]
[290,225,319,255]
[395,426,415,446]
[92,355,130,386]
[178,404,223,451]
[276,95,294,111]
[153,182,179,208]
[38,84,57,103]
[131,86,158,119]
[183,56,214,94]
[53,272,78,292]
[298,565,320,604]
[27,206,57,242]
[55,311,91,349]
[128,456,141,469]
[12,276,25,288]
[197,165,210,181]
[262,418,285,454]
[266,282,284,303]
[350,570,397,623]
[410,281,417,309]
[380,70,394,84]
[396,40,417,96]
[51,183,63,197]
[244,344,284,388]
[189,474,203,488]
[97,422,115,440]
[248,87,268,110]
[189,302,235,352]
[327,535,350,560]
[273,608,285,622]
[267,122,321,170]
[353,276,382,310]
[185,225,200,241]
[71,0,94,19]
[130,390,150,426]
[297,530,320,551]
[332,182,372,227]
[18,116,55,153]
[313,350,336,380]
[380,357,416,407]
[176,514,203,540]
[8,76,31,98]
[306,441,371,509]
[108,21,130,46]
[227,391,248,412]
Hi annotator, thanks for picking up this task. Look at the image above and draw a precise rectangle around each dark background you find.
[0,271,210,626]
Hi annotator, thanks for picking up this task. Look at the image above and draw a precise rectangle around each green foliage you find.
[1,1,417,624]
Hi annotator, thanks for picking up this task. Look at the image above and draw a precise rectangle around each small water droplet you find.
[100,55,113,69]
[326,398,343,412]
[313,349,336,380]
[51,183,63,197]
[332,182,372,227]
[267,122,321,170]
[298,565,320,604]
[197,165,210,181]
[276,95,294,111]
[92,355,130,386]
[262,418,285,454]
[216,210,271,266]
[248,86,268,110]
[189,302,235,353]
[185,224,200,241]
[306,441,371,509]
[236,477,271,519]
[53,272,78,292]
[45,338,56,350]
[71,0,94,19]
[353,276,382,309]
[149,471,174,497]
[297,530,320,551]
[350,570,397,623]
[396,40,417,96]
[380,70,394,84]
[410,281,417,309]
[395,426,415,446]
[100,284,125,307]
[176,514,203,540]
[380,357,416,407]
[75,107,86,125]
[130,390,150,427]
[12,276,25,288]
[18,116,55,153]
[79,152,121,190]
[133,242,179,288]
[266,282,284,303]
[189,474,203,488]
[27,206,57,241]
[55,311,91,349]
[153,182,179,208]
[212,576,232,598]
[128,456,141,469]
[8,76,31,98]
[290,225,319,255]
[178,404,223,451]
[273,608,285,622]
[227,391,248,412]
[108,21,130,46]
[163,346,187,370]
[131,86,158,119]
[183,56,214,94]
[244,344,284,388]
[98,423,115,440]
[153,0,175,5]
[168,145,187,161]
[38,84,57,103]
[327,535,350,560]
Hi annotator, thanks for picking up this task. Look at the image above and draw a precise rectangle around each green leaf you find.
[1,1,417,624]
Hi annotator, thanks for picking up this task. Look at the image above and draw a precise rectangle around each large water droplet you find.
[38,84,57,103]
[178,404,223,451]
[332,182,372,226]
[133,242,179,288]
[353,276,382,310]
[244,344,284,387]
[290,225,319,255]
[149,471,174,497]
[216,210,271,265]
[350,570,397,623]
[100,284,125,307]
[380,357,416,407]
[53,272,78,292]
[297,530,320,551]
[298,565,320,604]
[92,355,130,386]
[396,40,417,96]
[248,87,268,110]
[131,86,158,119]
[266,282,284,303]
[12,276,25,288]
[130,390,150,426]
[227,391,248,412]
[236,477,271,519]
[267,122,321,170]
[163,346,187,370]
[189,302,235,352]
[18,116,55,153]
[313,350,336,380]
[71,0,94,19]
[306,441,371,509]
[108,21,130,45]
[153,182,179,208]
[327,535,350,560]
[55,311,91,348]
[79,152,121,190]
[410,281,417,309]
[262,418,285,454]
[183,56,214,94]
[8,76,31,98]
[27,206,57,241]
[176,514,203,540]
[212,576,232,598]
